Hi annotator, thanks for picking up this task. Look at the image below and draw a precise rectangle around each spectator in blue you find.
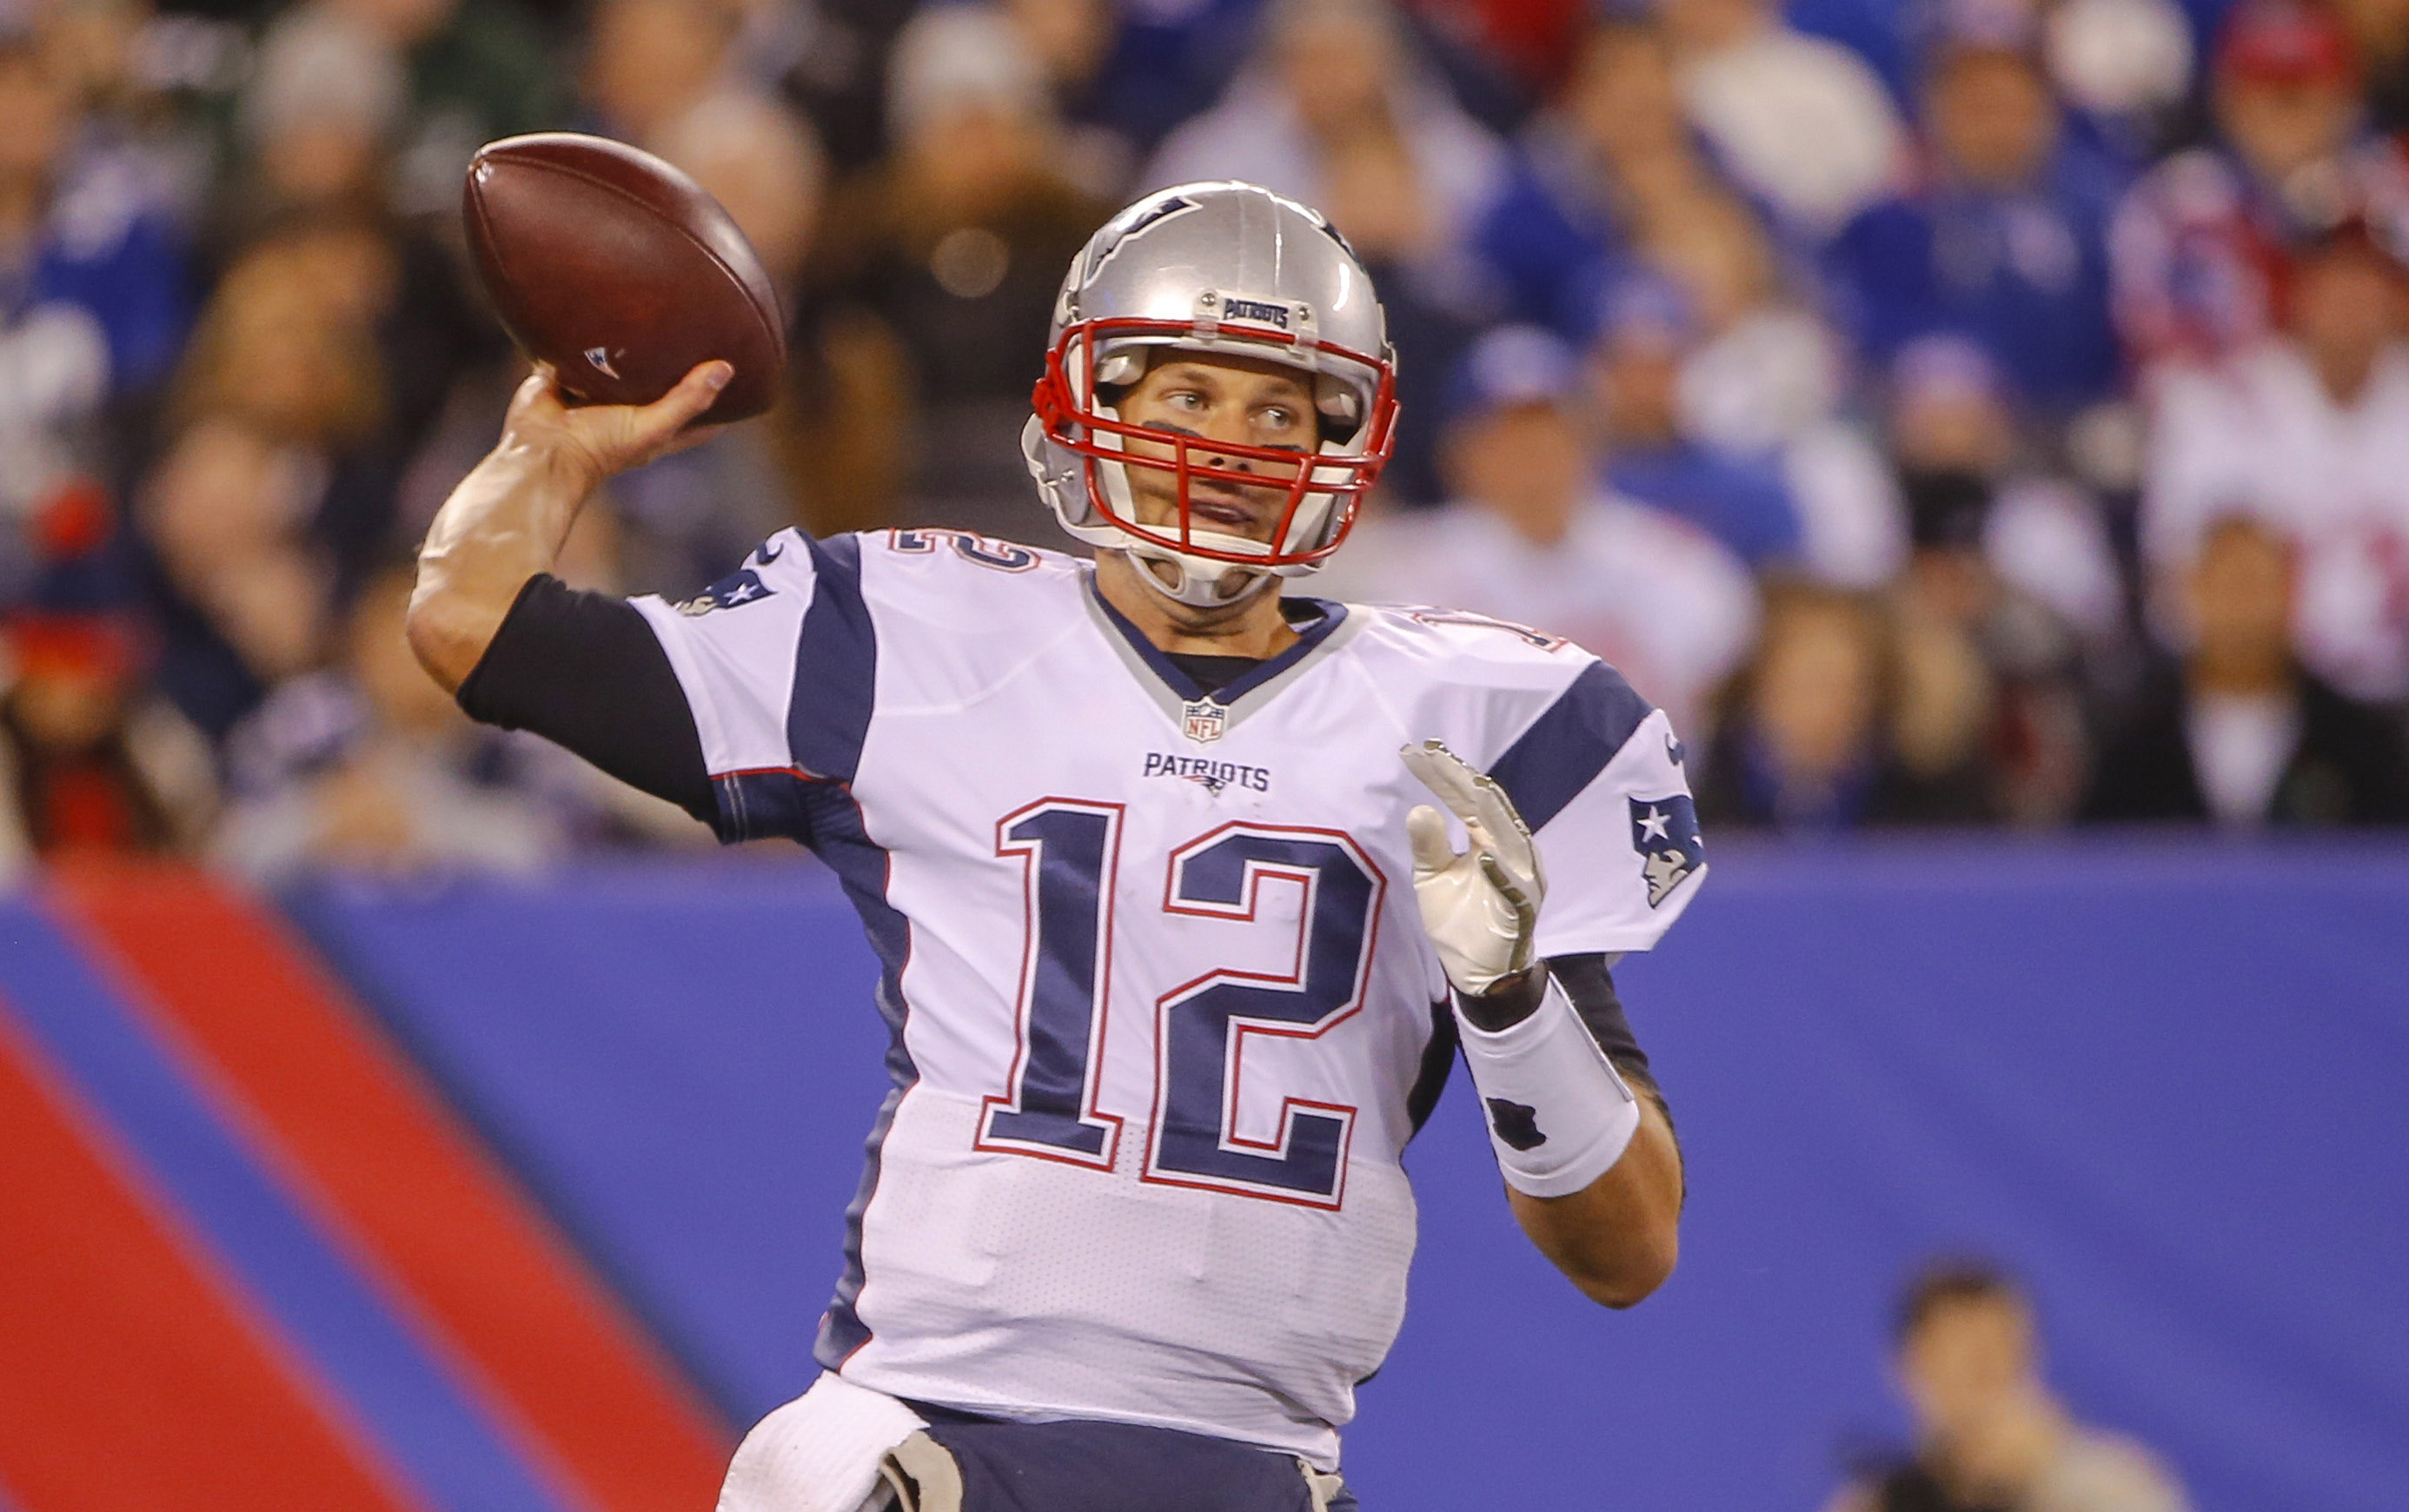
[0,35,188,402]
[1019,0,1270,183]
[0,33,188,623]
[1586,272,1807,568]
[1472,17,1729,332]
[1825,7,2122,418]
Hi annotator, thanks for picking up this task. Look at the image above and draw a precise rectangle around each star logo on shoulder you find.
[674,567,775,616]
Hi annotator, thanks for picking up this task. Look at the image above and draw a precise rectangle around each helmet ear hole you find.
[1314,375,1364,441]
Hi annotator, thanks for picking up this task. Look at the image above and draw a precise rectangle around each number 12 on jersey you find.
[977,799,1386,1209]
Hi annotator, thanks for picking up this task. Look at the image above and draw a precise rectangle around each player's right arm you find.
[407,361,731,691]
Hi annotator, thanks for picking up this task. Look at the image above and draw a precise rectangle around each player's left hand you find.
[1400,740,1545,997]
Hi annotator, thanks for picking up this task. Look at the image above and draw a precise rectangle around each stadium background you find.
[0,0,2405,1508]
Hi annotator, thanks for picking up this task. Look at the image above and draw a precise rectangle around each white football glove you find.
[1400,740,1545,997]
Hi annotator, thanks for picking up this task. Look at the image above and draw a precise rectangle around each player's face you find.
[1116,353,1317,547]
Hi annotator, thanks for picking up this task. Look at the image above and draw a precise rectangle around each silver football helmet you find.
[1022,181,1399,607]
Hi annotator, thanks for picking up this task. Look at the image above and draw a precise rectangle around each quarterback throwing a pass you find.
[411,182,1703,1512]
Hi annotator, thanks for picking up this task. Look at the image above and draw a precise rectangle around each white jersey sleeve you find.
[1473,654,1706,958]
[1354,607,1708,958]
[629,527,874,843]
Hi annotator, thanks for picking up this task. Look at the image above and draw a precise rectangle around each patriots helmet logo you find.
[1083,193,1198,283]
[1629,795,1704,907]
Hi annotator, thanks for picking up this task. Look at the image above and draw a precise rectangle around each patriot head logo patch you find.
[1629,795,1704,907]
[674,567,773,616]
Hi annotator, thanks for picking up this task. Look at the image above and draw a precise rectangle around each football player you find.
[409,182,1702,1512]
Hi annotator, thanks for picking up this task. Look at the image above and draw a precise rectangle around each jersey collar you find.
[1080,569,1364,737]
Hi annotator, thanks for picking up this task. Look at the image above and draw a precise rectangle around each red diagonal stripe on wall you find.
[0,1007,428,1512]
[49,863,729,1512]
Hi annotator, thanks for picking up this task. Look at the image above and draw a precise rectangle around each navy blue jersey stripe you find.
[1486,661,1654,832]
[717,769,919,1367]
[713,536,902,1359]
[787,533,878,785]
[800,781,917,1367]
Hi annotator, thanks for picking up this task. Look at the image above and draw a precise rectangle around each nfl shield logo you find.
[1182,700,1228,744]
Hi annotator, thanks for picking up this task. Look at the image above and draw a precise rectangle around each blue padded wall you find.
[291,840,2409,1512]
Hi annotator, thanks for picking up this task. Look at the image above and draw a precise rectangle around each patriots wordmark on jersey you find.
[634,526,1707,1470]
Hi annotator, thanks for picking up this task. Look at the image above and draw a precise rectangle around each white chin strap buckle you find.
[1127,547,1278,609]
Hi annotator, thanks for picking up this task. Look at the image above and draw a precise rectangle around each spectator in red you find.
[2109,0,2406,375]
[0,613,212,865]
[1402,0,1590,98]
[2141,216,2409,701]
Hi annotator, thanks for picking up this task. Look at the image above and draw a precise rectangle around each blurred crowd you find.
[1,0,2405,881]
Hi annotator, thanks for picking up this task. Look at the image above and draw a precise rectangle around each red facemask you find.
[1029,315,1400,568]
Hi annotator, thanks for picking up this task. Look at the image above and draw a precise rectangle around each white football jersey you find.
[634,528,1707,1469]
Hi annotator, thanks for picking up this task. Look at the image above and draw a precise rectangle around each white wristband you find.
[1455,974,1641,1198]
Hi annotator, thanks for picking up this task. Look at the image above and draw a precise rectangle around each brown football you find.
[462,132,786,425]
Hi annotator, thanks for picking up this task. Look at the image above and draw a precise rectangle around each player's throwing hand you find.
[1400,740,1545,996]
[501,358,733,494]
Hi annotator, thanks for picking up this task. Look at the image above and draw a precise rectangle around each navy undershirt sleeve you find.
[1548,953,1652,1084]
[455,574,717,826]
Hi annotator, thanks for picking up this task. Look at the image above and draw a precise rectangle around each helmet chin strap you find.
[1117,543,1283,610]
